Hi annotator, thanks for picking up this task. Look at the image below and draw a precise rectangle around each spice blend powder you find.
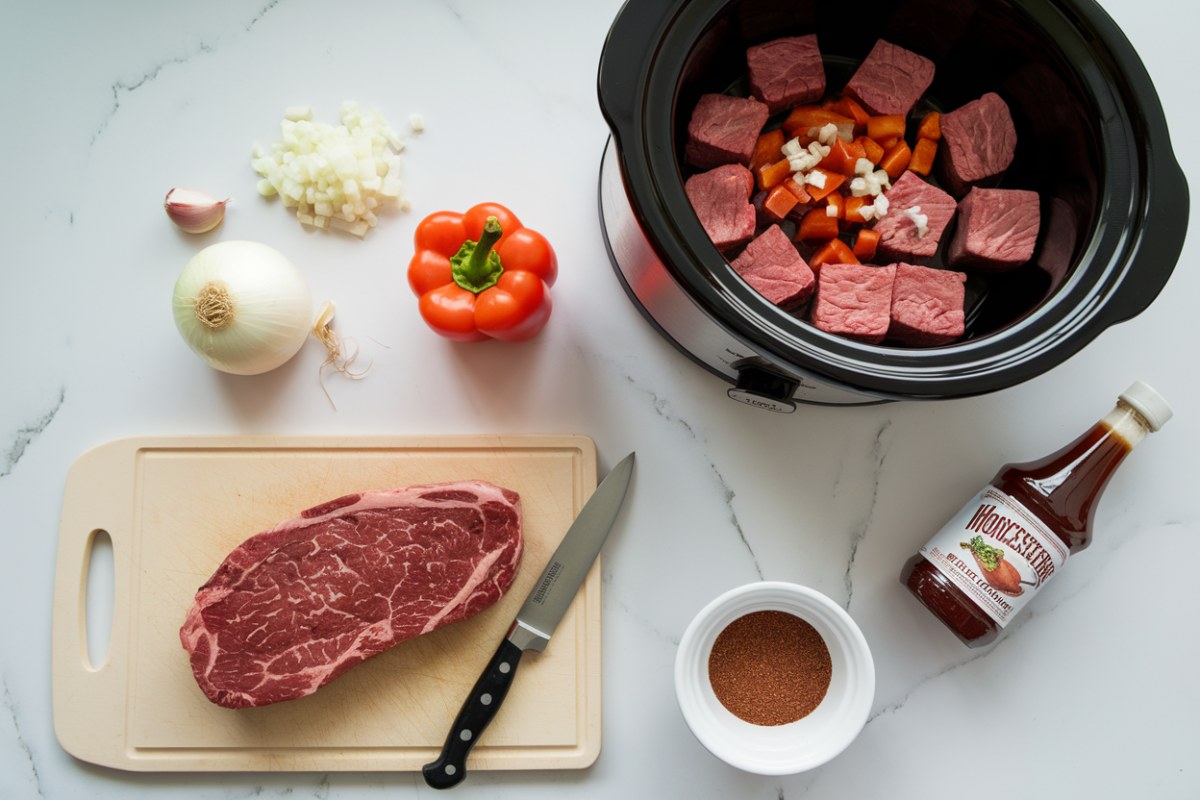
[707,610,832,726]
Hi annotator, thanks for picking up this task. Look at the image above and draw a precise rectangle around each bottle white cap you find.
[1119,381,1173,431]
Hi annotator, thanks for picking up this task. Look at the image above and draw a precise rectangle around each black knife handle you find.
[422,638,524,789]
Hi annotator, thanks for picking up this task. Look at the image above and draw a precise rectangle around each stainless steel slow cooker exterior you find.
[596,0,1187,409]
[599,137,877,408]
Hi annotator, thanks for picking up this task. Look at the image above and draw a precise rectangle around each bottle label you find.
[919,487,1070,628]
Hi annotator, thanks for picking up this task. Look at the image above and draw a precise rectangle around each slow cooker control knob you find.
[727,366,798,413]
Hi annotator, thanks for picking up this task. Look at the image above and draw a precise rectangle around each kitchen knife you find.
[422,452,635,789]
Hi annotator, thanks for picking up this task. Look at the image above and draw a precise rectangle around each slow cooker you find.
[597,0,1187,409]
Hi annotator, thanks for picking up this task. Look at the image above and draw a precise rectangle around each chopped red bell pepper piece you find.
[844,195,869,224]
[908,138,937,176]
[804,168,845,201]
[853,229,881,261]
[756,158,792,191]
[749,129,786,174]
[917,112,941,141]
[810,238,861,270]
[880,140,912,180]
[763,185,799,219]
[867,115,906,142]
[855,136,885,166]
[831,97,870,136]
[782,175,813,204]
[819,137,869,176]
[825,193,844,219]
[782,106,855,137]
[795,207,840,241]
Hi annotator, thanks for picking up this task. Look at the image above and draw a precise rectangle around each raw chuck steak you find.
[730,224,815,309]
[180,481,523,709]
[842,39,935,117]
[873,171,957,261]
[938,92,1017,196]
[685,164,756,252]
[812,263,897,344]
[747,34,826,113]
[946,187,1041,271]
[889,263,967,346]
[685,93,770,171]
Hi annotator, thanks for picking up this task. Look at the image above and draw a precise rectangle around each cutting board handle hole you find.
[85,529,114,671]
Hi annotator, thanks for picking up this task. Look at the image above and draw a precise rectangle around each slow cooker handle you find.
[1100,148,1189,327]
[597,0,682,148]
[727,365,798,414]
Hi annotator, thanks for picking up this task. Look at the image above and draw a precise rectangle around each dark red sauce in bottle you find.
[900,384,1171,648]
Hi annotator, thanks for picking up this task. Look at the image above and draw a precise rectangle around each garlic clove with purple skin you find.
[165,188,229,234]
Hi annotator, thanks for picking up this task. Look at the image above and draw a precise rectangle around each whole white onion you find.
[172,241,313,375]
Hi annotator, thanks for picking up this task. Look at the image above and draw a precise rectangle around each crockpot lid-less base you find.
[599,136,890,406]
[597,0,1187,400]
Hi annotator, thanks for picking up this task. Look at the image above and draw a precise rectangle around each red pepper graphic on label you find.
[960,536,1027,597]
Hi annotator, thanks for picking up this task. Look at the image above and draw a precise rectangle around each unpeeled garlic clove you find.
[165,187,229,234]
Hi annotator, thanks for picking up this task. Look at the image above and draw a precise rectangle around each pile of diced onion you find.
[251,102,417,237]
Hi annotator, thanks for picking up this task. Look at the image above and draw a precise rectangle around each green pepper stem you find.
[459,216,503,287]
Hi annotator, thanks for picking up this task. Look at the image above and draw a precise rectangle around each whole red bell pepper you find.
[407,202,558,342]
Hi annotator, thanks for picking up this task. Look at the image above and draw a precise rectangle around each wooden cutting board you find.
[52,434,600,772]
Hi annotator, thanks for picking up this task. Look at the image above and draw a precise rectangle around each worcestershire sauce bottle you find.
[900,382,1173,648]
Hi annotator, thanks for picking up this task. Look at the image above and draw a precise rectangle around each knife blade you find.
[422,452,635,789]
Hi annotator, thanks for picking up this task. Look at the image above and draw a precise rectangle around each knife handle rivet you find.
[480,693,492,705]
[460,730,473,742]
[499,662,511,674]
[445,765,456,776]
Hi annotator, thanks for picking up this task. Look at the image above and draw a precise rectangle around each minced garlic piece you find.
[904,205,930,238]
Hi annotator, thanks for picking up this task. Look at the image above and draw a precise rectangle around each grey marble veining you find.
[1,389,64,478]
[599,352,767,580]
[90,2,282,148]
[2,672,43,799]
[840,419,893,610]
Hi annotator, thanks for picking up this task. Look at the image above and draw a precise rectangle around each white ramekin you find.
[674,581,875,775]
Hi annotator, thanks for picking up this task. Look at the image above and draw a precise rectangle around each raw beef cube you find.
[946,187,1041,271]
[685,164,757,252]
[812,263,897,344]
[730,225,816,309]
[685,93,771,171]
[873,171,957,261]
[889,263,967,346]
[938,92,1017,196]
[747,34,827,114]
[842,39,935,117]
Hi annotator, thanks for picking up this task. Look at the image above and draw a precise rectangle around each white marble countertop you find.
[2,0,1197,797]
